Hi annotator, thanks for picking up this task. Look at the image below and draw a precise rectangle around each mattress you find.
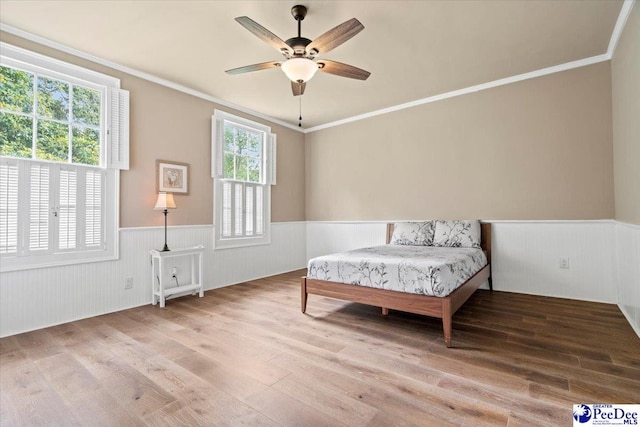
[307,245,487,297]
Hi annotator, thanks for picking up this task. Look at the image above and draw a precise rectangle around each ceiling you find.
[0,1,624,129]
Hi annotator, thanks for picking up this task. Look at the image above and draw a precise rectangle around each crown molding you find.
[608,0,636,58]
[0,23,305,133]
[304,54,610,133]
[2,0,635,134]
[305,0,634,133]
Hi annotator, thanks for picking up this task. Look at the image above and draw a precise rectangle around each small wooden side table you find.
[149,245,204,307]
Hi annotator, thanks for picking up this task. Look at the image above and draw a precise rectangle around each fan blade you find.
[306,18,364,55]
[291,81,306,96]
[317,60,370,80]
[225,61,282,75]
[235,16,293,55]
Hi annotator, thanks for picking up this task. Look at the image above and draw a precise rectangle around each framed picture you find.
[156,160,189,194]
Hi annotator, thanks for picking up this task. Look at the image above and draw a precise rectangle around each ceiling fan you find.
[225,4,371,97]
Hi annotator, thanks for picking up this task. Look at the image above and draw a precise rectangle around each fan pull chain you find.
[298,96,302,127]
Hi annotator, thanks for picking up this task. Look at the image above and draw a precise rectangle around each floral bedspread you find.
[307,245,487,297]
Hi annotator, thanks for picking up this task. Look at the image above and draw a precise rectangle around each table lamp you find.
[154,192,176,251]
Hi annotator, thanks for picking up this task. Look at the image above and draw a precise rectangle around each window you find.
[212,110,276,249]
[0,43,128,271]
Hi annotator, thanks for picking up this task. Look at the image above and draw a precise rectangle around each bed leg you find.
[488,275,493,291]
[381,307,389,316]
[301,277,308,313]
[443,300,453,348]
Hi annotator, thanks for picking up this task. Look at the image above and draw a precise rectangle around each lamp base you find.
[161,209,170,252]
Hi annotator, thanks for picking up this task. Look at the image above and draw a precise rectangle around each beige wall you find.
[0,30,621,226]
[0,32,306,227]
[612,4,640,225]
[305,62,615,221]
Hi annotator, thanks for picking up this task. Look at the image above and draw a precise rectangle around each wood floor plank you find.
[119,325,197,361]
[173,350,270,402]
[579,356,640,379]
[268,350,468,426]
[14,329,64,361]
[610,352,640,369]
[507,411,561,427]
[271,373,379,426]
[0,336,19,355]
[96,324,278,426]
[144,398,280,427]
[67,335,177,417]
[243,386,348,427]
[0,349,80,426]
[1,270,638,426]
[35,352,144,426]
[436,375,565,426]
[366,410,425,427]
[160,324,291,386]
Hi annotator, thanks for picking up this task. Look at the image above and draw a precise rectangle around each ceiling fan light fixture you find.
[281,57,318,83]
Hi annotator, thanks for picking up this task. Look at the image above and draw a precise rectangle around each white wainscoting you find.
[0,222,307,338]
[490,221,616,303]
[211,222,307,288]
[2,220,636,338]
[306,222,388,261]
[306,220,618,303]
[615,222,640,337]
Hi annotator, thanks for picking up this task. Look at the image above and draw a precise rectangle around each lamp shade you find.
[154,192,176,210]
[281,58,318,83]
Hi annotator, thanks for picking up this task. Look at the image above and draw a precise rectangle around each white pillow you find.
[390,221,434,246]
[433,220,481,248]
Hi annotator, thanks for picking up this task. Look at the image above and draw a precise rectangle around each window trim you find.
[212,110,274,250]
[0,43,126,272]
[1,43,120,89]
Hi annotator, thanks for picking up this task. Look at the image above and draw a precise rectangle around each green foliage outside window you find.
[223,124,261,183]
[0,66,33,113]
[37,76,69,121]
[0,65,101,166]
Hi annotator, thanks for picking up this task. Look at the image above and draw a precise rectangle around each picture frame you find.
[156,160,189,194]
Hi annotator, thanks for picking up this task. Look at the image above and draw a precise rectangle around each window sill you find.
[0,251,118,273]
[213,235,271,251]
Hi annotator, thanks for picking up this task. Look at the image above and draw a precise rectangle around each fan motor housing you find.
[286,37,312,55]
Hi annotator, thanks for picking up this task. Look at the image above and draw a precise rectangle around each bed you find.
[301,221,492,347]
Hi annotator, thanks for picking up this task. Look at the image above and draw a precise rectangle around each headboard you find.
[385,222,492,266]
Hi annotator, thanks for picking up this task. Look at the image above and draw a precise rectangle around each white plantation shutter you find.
[211,115,224,178]
[0,159,109,268]
[108,87,130,170]
[218,181,265,240]
[234,183,243,236]
[85,170,103,248]
[255,186,264,235]
[245,186,254,236]
[29,164,50,252]
[0,160,19,254]
[267,133,277,185]
[222,181,232,237]
[58,168,77,250]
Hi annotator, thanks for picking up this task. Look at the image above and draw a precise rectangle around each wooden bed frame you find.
[301,223,492,347]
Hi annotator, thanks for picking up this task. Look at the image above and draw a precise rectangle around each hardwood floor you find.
[1,269,639,426]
